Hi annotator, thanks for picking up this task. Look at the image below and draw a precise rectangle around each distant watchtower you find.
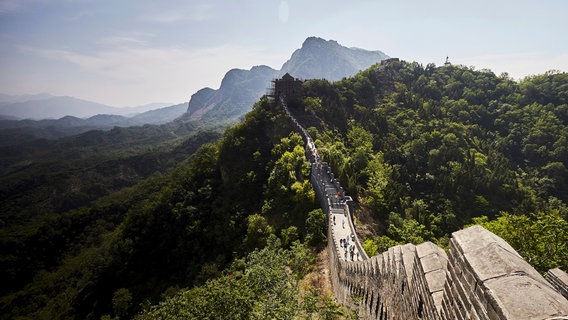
[269,73,303,103]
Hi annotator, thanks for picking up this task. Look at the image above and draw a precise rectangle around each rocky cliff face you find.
[183,65,277,122]
[183,37,389,122]
[280,37,389,81]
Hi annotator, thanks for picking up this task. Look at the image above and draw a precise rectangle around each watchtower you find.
[269,73,303,102]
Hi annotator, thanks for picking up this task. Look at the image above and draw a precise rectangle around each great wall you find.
[277,91,568,319]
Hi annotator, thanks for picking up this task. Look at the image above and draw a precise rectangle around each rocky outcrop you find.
[280,37,388,81]
[183,37,389,122]
[183,65,277,122]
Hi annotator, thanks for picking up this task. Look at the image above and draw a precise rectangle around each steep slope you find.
[2,60,567,320]
[183,65,278,121]
[293,60,568,268]
[182,37,389,122]
[280,36,389,80]
[0,97,320,319]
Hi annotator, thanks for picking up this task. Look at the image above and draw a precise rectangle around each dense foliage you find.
[137,237,353,320]
[2,59,567,319]
[1,98,327,319]
[295,59,567,272]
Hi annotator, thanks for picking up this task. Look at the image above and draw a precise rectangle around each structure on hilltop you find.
[278,95,568,320]
[269,73,303,103]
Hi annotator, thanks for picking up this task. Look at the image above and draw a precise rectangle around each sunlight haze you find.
[0,0,566,107]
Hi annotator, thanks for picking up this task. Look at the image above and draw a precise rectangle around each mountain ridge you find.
[181,36,389,122]
[0,96,120,120]
[0,95,178,120]
[0,37,388,126]
[279,36,388,80]
[0,103,188,142]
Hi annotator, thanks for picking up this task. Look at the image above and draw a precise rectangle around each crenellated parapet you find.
[441,226,568,320]
[280,97,568,320]
[327,226,568,320]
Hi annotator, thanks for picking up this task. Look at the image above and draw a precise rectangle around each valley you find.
[1,39,567,319]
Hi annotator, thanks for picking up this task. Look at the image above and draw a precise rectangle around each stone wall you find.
[325,225,568,320]
[282,98,568,320]
[547,268,568,300]
[441,226,568,320]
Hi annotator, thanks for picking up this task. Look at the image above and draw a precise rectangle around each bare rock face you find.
[280,36,389,81]
[183,37,389,122]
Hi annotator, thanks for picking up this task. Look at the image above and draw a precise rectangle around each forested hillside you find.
[0,98,344,319]
[1,59,567,319]
[295,59,567,272]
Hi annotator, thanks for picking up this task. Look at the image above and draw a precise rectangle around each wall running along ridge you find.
[279,97,568,319]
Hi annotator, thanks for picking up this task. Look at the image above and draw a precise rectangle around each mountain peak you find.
[280,37,389,81]
[184,37,388,122]
[302,36,338,47]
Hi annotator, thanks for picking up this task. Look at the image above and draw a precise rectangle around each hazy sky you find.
[1,0,566,107]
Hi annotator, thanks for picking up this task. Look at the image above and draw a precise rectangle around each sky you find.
[0,0,567,107]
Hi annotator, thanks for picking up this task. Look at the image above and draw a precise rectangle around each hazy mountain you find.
[280,37,389,81]
[183,66,278,121]
[0,94,178,121]
[118,102,176,117]
[129,103,187,124]
[183,36,388,122]
[0,103,188,142]
[0,93,54,105]
[0,96,120,120]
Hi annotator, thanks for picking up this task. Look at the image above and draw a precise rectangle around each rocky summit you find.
[181,37,389,122]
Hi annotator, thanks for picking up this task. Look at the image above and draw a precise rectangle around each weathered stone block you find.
[401,243,417,280]
[546,268,568,300]
[424,269,446,295]
[420,252,448,274]
[483,274,568,320]
[417,241,445,257]
[431,291,444,315]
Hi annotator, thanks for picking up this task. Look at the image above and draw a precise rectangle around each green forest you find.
[296,59,568,273]
[1,59,567,319]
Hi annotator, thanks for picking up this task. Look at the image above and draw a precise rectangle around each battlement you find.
[279,97,568,319]
[268,73,303,102]
[328,226,568,320]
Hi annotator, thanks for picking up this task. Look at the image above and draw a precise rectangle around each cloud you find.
[0,0,23,13]
[97,34,152,47]
[140,3,216,23]
[20,42,282,106]
[459,52,568,79]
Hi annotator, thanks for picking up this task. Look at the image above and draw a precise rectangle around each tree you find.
[112,288,132,319]
[244,214,274,250]
[280,226,299,248]
[305,209,326,246]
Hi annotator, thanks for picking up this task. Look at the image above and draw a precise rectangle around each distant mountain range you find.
[0,94,175,120]
[0,36,388,136]
[182,37,388,122]
[0,103,188,142]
